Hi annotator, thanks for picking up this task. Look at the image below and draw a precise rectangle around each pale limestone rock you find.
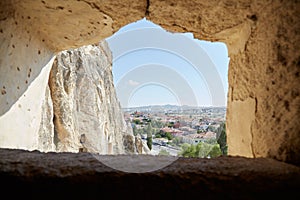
[227,98,256,157]
[37,85,55,152]
[0,16,55,150]
[47,40,148,154]
[2,0,146,52]
[135,135,151,154]
[0,58,55,150]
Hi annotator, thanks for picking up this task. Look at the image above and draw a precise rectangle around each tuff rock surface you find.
[0,148,299,199]
[43,40,149,154]
[0,0,299,165]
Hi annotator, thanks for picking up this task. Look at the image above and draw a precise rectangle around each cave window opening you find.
[105,18,229,158]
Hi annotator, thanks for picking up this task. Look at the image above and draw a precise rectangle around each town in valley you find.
[123,105,227,158]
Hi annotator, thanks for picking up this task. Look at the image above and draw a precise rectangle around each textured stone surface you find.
[46,41,148,154]
[0,0,299,165]
[7,0,146,52]
[0,148,299,199]
[0,53,55,150]
[147,0,300,165]
[37,85,55,152]
[0,3,55,116]
[227,98,256,157]
[0,2,56,150]
[122,134,150,155]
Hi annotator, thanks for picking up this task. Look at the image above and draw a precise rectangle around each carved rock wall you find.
[147,0,300,165]
[0,0,299,165]
[0,1,55,150]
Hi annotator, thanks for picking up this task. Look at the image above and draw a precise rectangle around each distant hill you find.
[122,104,226,113]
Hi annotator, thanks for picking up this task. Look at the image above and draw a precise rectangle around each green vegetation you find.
[133,119,141,124]
[147,136,152,150]
[216,122,227,155]
[155,131,174,140]
[179,141,222,158]
[128,110,227,157]
[179,122,227,158]
[132,125,138,136]
[166,121,174,128]
[146,124,152,150]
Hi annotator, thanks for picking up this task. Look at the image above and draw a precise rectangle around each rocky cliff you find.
[38,40,149,154]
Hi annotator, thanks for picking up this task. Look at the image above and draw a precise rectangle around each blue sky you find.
[106,18,229,108]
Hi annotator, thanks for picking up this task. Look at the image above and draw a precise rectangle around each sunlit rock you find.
[43,40,149,154]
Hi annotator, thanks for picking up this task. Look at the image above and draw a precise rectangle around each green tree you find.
[132,125,138,136]
[205,138,217,144]
[133,119,141,124]
[146,136,152,150]
[155,133,162,138]
[179,143,196,157]
[146,124,153,150]
[179,141,222,158]
[166,122,174,128]
[216,122,227,155]
[209,144,222,158]
[196,142,211,158]
[165,132,174,140]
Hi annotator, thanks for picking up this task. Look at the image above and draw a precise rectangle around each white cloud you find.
[128,79,140,86]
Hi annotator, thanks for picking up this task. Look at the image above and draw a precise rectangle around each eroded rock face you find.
[0,0,299,165]
[1,148,300,199]
[37,85,55,152]
[42,41,148,154]
[148,0,300,165]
